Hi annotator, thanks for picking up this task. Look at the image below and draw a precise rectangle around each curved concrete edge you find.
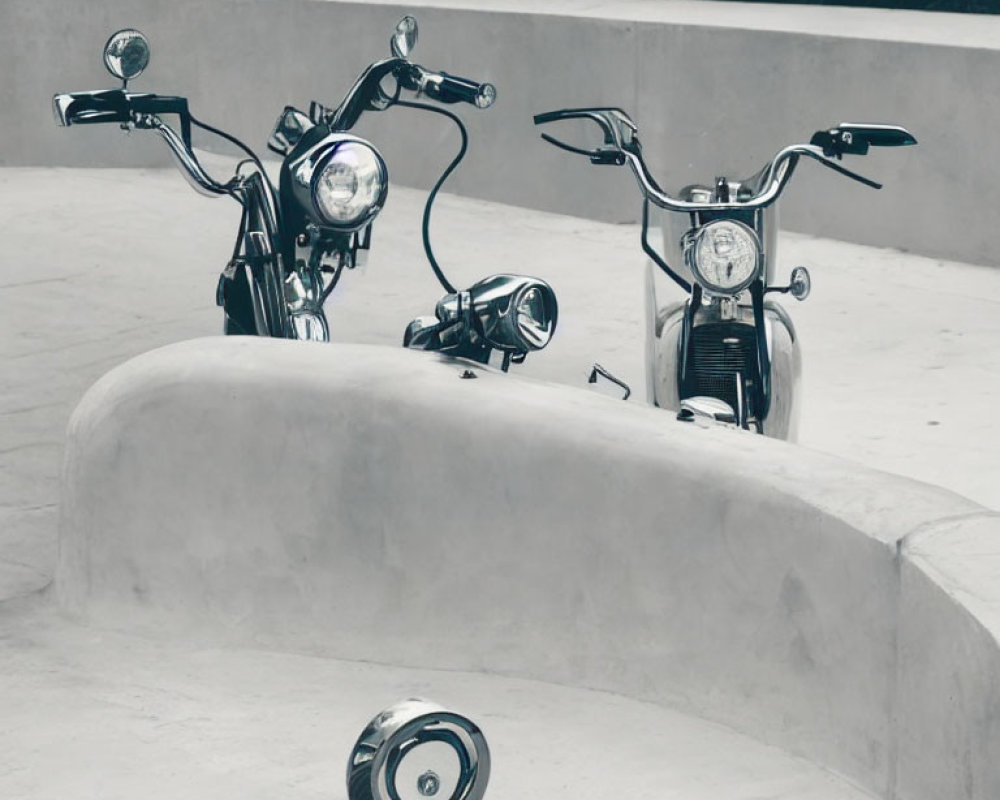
[0,600,878,800]
[58,337,992,798]
[5,0,1000,264]
[897,515,1000,800]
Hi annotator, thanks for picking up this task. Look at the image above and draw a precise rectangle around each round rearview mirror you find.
[789,266,811,301]
[391,16,418,58]
[103,29,150,83]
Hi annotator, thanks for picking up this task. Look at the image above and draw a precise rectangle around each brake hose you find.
[394,99,469,294]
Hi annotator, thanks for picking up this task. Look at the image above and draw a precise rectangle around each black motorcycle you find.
[53,19,557,370]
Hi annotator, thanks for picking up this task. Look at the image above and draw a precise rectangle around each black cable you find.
[189,113,267,177]
[320,264,345,304]
[394,99,470,294]
[642,199,691,293]
[231,200,248,260]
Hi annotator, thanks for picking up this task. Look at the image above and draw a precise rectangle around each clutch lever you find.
[534,108,621,145]
[539,133,625,165]
[804,149,882,189]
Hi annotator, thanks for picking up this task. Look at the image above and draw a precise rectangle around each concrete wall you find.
[58,337,1000,800]
[3,0,1000,266]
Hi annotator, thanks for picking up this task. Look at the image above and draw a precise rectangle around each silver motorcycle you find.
[535,108,915,438]
[53,20,556,371]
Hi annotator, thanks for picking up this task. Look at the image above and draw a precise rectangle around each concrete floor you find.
[1,165,997,799]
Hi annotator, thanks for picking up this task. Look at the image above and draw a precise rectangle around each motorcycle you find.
[534,108,915,438]
[52,19,557,371]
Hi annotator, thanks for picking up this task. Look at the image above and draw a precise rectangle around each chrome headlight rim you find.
[685,219,762,296]
[510,280,558,351]
[347,699,490,800]
[471,274,558,353]
[308,138,388,231]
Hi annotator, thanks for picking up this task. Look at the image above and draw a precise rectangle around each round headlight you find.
[514,283,556,350]
[466,274,558,353]
[686,220,761,294]
[312,141,387,229]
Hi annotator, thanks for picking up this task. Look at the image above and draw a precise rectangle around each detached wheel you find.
[347,699,490,800]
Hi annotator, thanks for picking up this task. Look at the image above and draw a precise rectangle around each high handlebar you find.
[313,57,495,132]
[534,107,916,212]
[53,89,194,146]
[53,88,245,200]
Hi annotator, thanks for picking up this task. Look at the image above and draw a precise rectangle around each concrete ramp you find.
[57,337,1000,800]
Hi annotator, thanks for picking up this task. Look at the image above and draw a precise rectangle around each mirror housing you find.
[390,16,418,58]
[789,266,811,301]
[103,29,150,84]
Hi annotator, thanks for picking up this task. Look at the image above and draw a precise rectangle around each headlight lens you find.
[686,220,760,294]
[468,274,558,353]
[311,142,386,229]
[514,284,555,349]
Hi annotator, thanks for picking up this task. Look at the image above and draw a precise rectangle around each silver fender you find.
[644,262,802,441]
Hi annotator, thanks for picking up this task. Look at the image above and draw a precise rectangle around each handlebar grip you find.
[423,72,496,109]
[130,94,189,117]
[533,109,574,125]
[54,89,194,147]
[132,93,193,146]
[52,89,131,127]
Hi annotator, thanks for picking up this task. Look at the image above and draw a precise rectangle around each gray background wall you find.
[2,0,998,266]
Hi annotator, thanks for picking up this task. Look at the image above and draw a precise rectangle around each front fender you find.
[763,299,802,442]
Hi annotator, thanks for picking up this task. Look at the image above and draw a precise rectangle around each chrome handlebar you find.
[313,57,495,132]
[148,117,232,198]
[534,108,915,211]
[54,89,278,218]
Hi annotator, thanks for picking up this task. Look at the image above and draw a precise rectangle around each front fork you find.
[216,235,297,338]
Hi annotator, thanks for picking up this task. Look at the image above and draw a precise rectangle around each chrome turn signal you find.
[789,266,811,301]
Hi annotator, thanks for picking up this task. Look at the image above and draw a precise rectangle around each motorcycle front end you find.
[648,201,805,439]
[54,28,364,344]
[533,108,915,438]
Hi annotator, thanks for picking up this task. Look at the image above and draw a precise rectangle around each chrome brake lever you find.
[807,150,883,190]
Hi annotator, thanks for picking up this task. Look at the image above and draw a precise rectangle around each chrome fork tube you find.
[241,177,290,339]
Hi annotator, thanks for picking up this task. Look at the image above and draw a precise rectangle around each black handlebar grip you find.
[426,73,496,109]
[52,89,131,127]
[54,89,194,148]
[533,110,570,125]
